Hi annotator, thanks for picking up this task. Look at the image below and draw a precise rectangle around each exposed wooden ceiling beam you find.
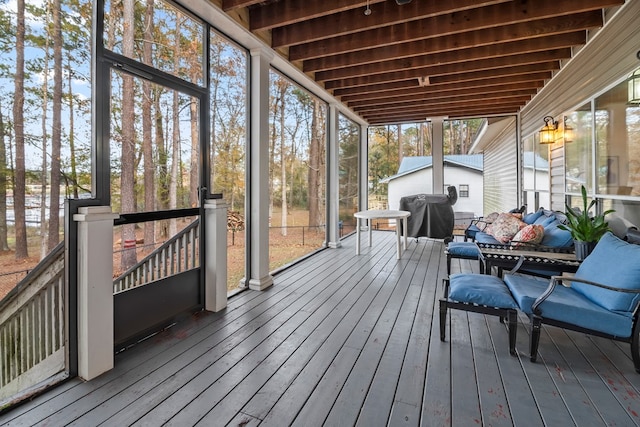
[348,91,535,111]
[363,105,522,123]
[294,12,600,63]
[279,0,619,52]
[338,83,543,103]
[311,34,579,80]
[332,73,552,97]
[324,62,559,90]
[317,49,570,84]
[267,0,507,41]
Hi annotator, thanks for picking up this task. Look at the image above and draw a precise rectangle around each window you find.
[459,184,469,198]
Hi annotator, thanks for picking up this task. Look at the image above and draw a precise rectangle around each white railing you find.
[0,243,65,403]
[113,219,200,293]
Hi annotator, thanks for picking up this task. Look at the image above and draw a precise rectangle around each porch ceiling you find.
[217,0,622,125]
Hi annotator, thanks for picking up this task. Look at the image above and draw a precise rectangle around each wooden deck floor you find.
[3,231,640,426]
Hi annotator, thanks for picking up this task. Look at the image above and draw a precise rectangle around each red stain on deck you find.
[628,406,639,417]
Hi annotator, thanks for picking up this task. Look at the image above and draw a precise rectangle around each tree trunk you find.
[308,99,322,228]
[13,0,28,259]
[47,0,63,252]
[39,13,50,258]
[67,55,78,199]
[0,105,9,251]
[120,0,137,270]
[142,0,155,251]
[279,82,287,236]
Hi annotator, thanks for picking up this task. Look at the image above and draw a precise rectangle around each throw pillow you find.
[487,213,527,243]
[484,212,499,223]
[572,232,640,312]
[511,224,544,247]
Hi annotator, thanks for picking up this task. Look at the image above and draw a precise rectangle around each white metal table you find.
[354,209,411,259]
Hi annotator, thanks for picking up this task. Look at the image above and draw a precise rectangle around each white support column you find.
[204,198,228,312]
[327,104,341,248]
[359,123,369,211]
[248,47,274,291]
[431,117,445,193]
[73,206,119,381]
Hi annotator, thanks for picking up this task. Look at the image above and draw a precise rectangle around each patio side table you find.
[354,209,411,260]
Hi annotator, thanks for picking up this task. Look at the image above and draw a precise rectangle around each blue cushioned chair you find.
[503,232,640,372]
[440,273,518,355]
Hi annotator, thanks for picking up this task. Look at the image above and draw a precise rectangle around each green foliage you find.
[558,185,615,242]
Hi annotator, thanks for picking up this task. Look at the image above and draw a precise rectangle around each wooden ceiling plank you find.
[294,12,601,63]
[222,0,264,12]
[343,88,537,109]
[279,0,620,51]
[317,48,571,83]
[363,105,522,123]
[324,62,559,90]
[352,94,532,112]
[312,34,580,79]
[250,0,383,31]
[339,83,542,103]
[269,0,508,44]
[332,73,551,97]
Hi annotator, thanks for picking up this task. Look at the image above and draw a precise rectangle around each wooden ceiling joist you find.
[220,0,621,124]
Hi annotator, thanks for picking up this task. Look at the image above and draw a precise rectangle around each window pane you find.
[209,30,247,292]
[338,114,359,235]
[268,71,327,271]
[595,81,640,195]
[104,0,204,86]
[110,69,199,214]
[565,104,593,194]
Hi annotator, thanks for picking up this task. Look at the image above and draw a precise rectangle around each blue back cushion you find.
[540,220,574,248]
[572,232,640,312]
[523,209,544,225]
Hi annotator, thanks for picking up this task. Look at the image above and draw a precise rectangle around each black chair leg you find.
[439,300,447,341]
[530,316,542,362]
[631,321,640,373]
[507,310,517,356]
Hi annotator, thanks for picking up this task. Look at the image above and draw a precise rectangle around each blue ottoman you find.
[440,273,518,355]
[445,241,483,274]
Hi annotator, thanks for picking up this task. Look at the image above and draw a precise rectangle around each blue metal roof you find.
[384,154,484,183]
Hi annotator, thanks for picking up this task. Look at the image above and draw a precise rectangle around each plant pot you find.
[574,240,596,261]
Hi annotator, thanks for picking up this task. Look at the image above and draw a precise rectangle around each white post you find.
[431,117,445,194]
[359,123,368,211]
[73,206,119,381]
[327,104,341,248]
[248,47,274,291]
[204,198,228,312]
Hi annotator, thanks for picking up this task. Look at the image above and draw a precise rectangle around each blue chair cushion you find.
[504,273,633,338]
[447,242,480,258]
[523,209,544,225]
[534,214,557,227]
[540,221,574,248]
[474,232,501,245]
[449,274,518,309]
[571,232,640,312]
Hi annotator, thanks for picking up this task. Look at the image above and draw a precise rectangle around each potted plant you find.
[558,185,615,260]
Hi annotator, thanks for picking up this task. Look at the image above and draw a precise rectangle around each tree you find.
[47,0,63,251]
[13,0,28,259]
[119,0,138,270]
[142,0,155,250]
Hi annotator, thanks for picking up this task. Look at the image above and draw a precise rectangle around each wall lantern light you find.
[539,116,558,144]
[563,117,574,143]
[629,68,640,104]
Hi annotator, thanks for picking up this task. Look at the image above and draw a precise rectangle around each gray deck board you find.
[3,231,640,426]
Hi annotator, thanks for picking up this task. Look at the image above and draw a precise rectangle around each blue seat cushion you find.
[571,232,640,312]
[474,232,501,245]
[449,274,518,309]
[504,273,633,338]
[534,214,557,227]
[447,242,480,258]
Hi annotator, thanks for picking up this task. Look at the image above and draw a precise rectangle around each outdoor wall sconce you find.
[563,117,574,143]
[539,116,558,144]
[629,68,640,104]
